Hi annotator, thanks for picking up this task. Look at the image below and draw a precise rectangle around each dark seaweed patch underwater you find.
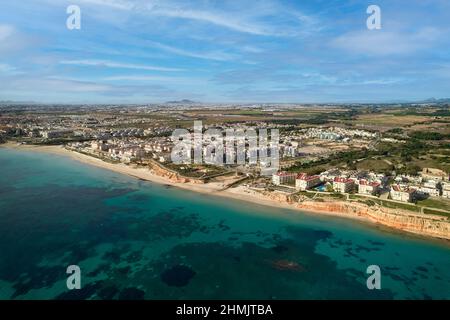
[0,148,449,300]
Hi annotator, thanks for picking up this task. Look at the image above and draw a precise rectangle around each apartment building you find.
[441,182,450,199]
[358,180,381,196]
[390,185,417,203]
[272,172,296,186]
[295,173,321,191]
[333,177,355,193]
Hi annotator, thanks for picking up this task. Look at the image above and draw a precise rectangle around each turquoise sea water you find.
[0,147,449,300]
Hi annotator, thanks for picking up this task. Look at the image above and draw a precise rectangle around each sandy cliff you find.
[149,162,205,184]
[251,190,449,240]
[297,199,450,240]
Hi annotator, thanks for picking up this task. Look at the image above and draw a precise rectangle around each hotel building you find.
[333,177,355,193]
[272,172,296,186]
[295,173,321,191]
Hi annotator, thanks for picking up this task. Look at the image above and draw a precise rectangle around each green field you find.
[417,198,450,211]
[349,194,421,212]
[423,208,450,218]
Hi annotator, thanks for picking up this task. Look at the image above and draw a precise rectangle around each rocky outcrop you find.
[297,200,450,240]
[149,162,205,184]
[261,191,293,204]
[365,208,449,240]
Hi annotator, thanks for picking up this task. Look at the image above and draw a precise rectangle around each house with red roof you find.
[357,179,381,196]
[272,171,296,186]
[390,185,417,203]
[333,177,355,193]
[295,173,321,191]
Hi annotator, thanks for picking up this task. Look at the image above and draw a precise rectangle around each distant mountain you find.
[165,99,197,104]
[417,98,450,104]
[0,100,36,105]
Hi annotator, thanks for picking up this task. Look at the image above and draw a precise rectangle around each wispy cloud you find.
[101,74,208,86]
[358,78,407,85]
[0,24,32,55]
[103,75,180,81]
[1,76,112,93]
[0,63,17,73]
[146,41,237,61]
[241,45,264,54]
[0,74,204,103]
[0,24,15,41]
[66,0,134,10]
[59,59,183,72]
[66,0,313,37]
[331,27,442,56]
[147,7,275,36]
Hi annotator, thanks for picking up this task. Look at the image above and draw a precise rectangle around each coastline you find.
[0,142,303,212]
[2,142,449,242]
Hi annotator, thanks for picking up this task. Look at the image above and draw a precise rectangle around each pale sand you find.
[1,142,331,211]
[1,142,225,195]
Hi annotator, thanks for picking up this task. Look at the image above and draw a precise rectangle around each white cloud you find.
[67,0,134,10]
[0,25,15,41]
[0,24,31,55]
[59,59,183,72]
[103,75,176,81]
[146,41,237,61]
[358,78,407,85]
[241,45,264,54]
[0,77,112,93]
[102,74,207,85]
[147,7,274,36]
[0,73,204,102]
[62,0,312,37]
[0,63,17,73]
[331,28,442,56]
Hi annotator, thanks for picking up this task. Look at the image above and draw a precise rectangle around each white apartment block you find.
[272,172,296,186]
[295,173,321,191]
[358,180,380,196]
[390,185,416,203]
[333,177,355,193]
[441,182,450,199]
[417,186,440,197]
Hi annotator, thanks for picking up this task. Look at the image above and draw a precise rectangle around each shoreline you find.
[2,142,449,242]
[0,142,305,212]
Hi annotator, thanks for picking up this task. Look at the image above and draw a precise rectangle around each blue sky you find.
[0,0,449,103]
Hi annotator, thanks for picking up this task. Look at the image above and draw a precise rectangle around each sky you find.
[0,0,449,104]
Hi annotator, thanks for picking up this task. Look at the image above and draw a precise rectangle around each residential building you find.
[295,173,321,191]
[333,177,354,193]
[416,180,441,197]
[41,129,73,139]
[272,172,296,186]
[91,140,109,152]
[390,185,416,203]
[442,182,450,199]
[358,179,380,196]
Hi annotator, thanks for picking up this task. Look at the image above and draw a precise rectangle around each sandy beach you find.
[2,142,449,241]
[0,142,341,215]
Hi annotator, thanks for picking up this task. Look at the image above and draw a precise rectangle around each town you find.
[1,102,449,238]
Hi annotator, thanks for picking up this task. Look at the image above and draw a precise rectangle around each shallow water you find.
[0,148,449,299]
